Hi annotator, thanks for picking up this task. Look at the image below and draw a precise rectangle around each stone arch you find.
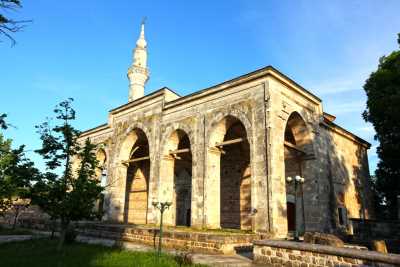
[159,127,193,226]
[206,109,252,147]
[95,147,107,179]
[205,114,252,230]
[284,111,314,153]
[118,127,151,224]
[118,122,153,161]
[160,122,195,156]
[283,111,314,235]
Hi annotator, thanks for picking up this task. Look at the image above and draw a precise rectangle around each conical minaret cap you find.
[136,23,147,48]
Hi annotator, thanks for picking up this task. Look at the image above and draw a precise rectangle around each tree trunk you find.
[12,207,20,230]
[50,219,55,239]
[57,220,69,251]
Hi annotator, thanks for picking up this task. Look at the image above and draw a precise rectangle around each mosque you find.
[78,22,373,238]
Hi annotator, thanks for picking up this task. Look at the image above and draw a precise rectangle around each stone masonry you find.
[77,23,373,238]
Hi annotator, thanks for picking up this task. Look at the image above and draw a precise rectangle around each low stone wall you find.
[79,223,260,254]
[350,219,400,239]
[16,219,260,254]
[253,240,400,267]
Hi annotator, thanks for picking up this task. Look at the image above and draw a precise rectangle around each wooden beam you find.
[129,146,140,158]
[122,156,150,164]
[284,141,306,155]
[215,137,244,147]
[169,148,190,155]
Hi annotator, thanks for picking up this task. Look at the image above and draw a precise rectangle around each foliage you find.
[0,113,7,129]
[0,0,30,46]
[30,98,104,250]
[363,33,400,219]
[0,239,206,267]
[0,115,38,222]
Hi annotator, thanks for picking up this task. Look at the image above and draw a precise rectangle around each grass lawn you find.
[0,239,206,267]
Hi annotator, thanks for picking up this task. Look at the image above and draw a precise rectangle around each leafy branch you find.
[0,0,31,46]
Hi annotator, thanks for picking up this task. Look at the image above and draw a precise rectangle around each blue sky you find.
[1,0,400,173]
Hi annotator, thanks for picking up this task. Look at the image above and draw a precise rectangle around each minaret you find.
[127,21,149,102]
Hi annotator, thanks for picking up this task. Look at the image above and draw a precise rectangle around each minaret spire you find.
[128,19,149,102]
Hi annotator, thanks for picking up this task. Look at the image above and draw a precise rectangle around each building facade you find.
[79,23,373,238]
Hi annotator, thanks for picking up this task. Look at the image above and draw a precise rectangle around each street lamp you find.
[286,175,305,240]
[152,201,172,256]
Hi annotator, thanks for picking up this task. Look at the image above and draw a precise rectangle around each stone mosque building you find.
[79,23,373,238]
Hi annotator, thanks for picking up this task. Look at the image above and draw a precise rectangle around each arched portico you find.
[205,115,252,230]
[284,112,314,235]
[159,129,193,226]
[118,128,150,225]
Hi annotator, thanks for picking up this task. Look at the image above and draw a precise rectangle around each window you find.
[338,207,347,225]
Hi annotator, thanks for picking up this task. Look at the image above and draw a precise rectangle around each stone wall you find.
[350,217,400,254]
[77,67,373,238]
[254,240,400,267]
[78,224,259,254]
[17,219,261,255]
[350,219,400,240]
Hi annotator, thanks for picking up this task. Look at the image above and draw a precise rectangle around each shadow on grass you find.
[0,239,205,267]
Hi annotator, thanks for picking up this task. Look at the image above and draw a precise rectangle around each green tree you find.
[0,115,38,228]
[0,0,30,45]
[363,33,400,219]
[31,99,104,250]
[0,114,7,129]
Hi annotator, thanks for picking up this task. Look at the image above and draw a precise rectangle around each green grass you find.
[0,239,206,267]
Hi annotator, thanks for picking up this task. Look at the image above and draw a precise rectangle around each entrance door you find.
[287,202,296,231]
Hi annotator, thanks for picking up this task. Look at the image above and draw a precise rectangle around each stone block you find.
[304,232,344,247]
[371,240,387,254]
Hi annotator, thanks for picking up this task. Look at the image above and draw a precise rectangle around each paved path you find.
[192,253,257,267]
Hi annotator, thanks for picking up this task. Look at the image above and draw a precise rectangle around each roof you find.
[165,65,322,108]
[79,65,370,148]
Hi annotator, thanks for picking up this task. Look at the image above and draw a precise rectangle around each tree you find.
[363,33,400,219]
[0,115,38,228]
[0,114,7,129]
[0,0,30,45]
[31,99,104,250]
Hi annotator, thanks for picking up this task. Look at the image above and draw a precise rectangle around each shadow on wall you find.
[282,112,372,237]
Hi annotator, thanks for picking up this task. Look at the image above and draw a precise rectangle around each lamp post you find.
[286,175,305,241]
[152,201,172,257]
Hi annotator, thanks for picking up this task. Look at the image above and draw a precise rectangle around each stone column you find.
[158,156,175,226]
[146,116,161,225]
[186,114,206,228]
[204,147,221,229]
[265,81,288,238]
[251,97,270,232]
[190,133,204,228]
[111,164,128,222]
